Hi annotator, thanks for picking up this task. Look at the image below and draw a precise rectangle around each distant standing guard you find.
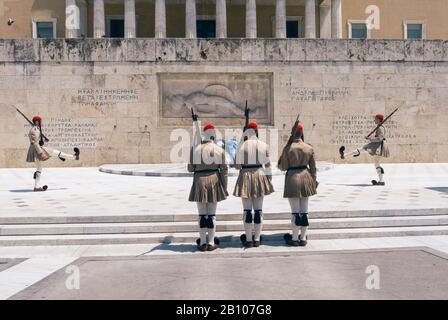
[339,113,393,186]
[26,115,80,191]
[234,122,274,248]
[278,122,317,247]
[188,116,228,252]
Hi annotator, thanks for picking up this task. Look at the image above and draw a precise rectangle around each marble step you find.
[1,215,448,236]
[1,208,447,225]
[1,225,448,246]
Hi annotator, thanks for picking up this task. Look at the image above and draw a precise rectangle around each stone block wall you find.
[0,38,447,167]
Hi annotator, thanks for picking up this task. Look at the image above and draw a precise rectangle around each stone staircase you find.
[1,208,448,246]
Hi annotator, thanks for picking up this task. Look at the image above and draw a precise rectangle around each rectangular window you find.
[286,20,299,38]
[197,19,216,38]
[350,23,367,39]
[406,24,423,39]
[32,19,57,39]
[106,15,138,38]
[110,19,125,38]
[271,16,303,38]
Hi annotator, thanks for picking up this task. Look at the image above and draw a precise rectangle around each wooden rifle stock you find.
[366,107,400,138]
[15,106,49,142]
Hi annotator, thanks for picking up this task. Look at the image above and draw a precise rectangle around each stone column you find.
[319,5,331,38]
[65,0,80,38]
[216,0,227,38]
[185,0,197,38]
[275,0,286,38]
[305,0,316,38]
[245,0,257,38]
[124,0,136,38]
[79,0,88,38]
[155,0,167,38]
[331,0,342,38]
[93,0,105,38]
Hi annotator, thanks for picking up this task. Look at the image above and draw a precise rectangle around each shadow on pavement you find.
[9,188,69,193]
[326,183,373,187]
[426,187,448,195]
[139,235,294,255]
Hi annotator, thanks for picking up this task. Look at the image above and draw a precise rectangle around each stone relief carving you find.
[159,73,273,124]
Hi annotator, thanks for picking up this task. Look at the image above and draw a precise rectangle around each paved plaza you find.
[0,162,448,300]
[1,162,448,218]
[9,249,448,300]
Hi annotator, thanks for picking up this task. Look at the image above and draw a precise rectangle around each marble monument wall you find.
[0,38,447,167]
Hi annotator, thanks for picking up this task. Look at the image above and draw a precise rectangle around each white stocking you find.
[34,160,42,189]
[206,202,217,245]
[196,203,208,245]
[45,148,75,160]
[242,198,253,241]
[288,198,301,241]
[253,197,264,242]
[374,156,384,182]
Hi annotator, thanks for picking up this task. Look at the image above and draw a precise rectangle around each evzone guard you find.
[24,114,80,192]
[278,118,318,247]
[233,104,274,248]
[339,108,398,186]
[188,109,228,252]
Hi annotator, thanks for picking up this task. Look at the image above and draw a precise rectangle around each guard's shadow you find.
[9,188,69,193]
[326,183,373,187]
[426,187,448,195]
[138,243,198,255]
[138,234,292,255]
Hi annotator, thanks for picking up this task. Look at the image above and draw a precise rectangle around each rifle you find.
[244,101,250,131]
[366,107,399,138]
[278,113,302,166]
[15,106,49,142]
[191,107,202,146]
[287,113,302,144]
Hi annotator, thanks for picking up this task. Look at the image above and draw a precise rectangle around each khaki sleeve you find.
[187,146,195,172]
[220,149,228,189]
[371,127,385,142]
[29,128,39,144]
[263,144,272,176]
[278,146,289,171]
[309,149,317,181]
[234,143,243,170]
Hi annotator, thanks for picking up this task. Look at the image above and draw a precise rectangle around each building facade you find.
[1,1,448,167]
[1,0,447,40]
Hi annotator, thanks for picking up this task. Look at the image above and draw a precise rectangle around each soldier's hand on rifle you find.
[191,108,198,121]
[39,140,44,146]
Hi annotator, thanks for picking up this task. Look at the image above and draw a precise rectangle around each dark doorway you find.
[197,20,216,38]
[110,19,124,38]
[286,20,299,38]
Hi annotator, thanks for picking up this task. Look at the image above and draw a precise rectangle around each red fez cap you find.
[375,114,384,120]
[203,124,215,132]
[32,116,42,123]
[248,122,258,129]
[297,123,304,131]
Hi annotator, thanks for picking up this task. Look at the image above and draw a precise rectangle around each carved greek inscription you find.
[72,89,139,107]
[331,115,407,145]
[291,88,350,102]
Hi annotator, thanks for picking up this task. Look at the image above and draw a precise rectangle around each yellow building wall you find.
[1,0,447,40]
[0,0,65,38]
[0,1,309,39]
[342,0,448,39]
